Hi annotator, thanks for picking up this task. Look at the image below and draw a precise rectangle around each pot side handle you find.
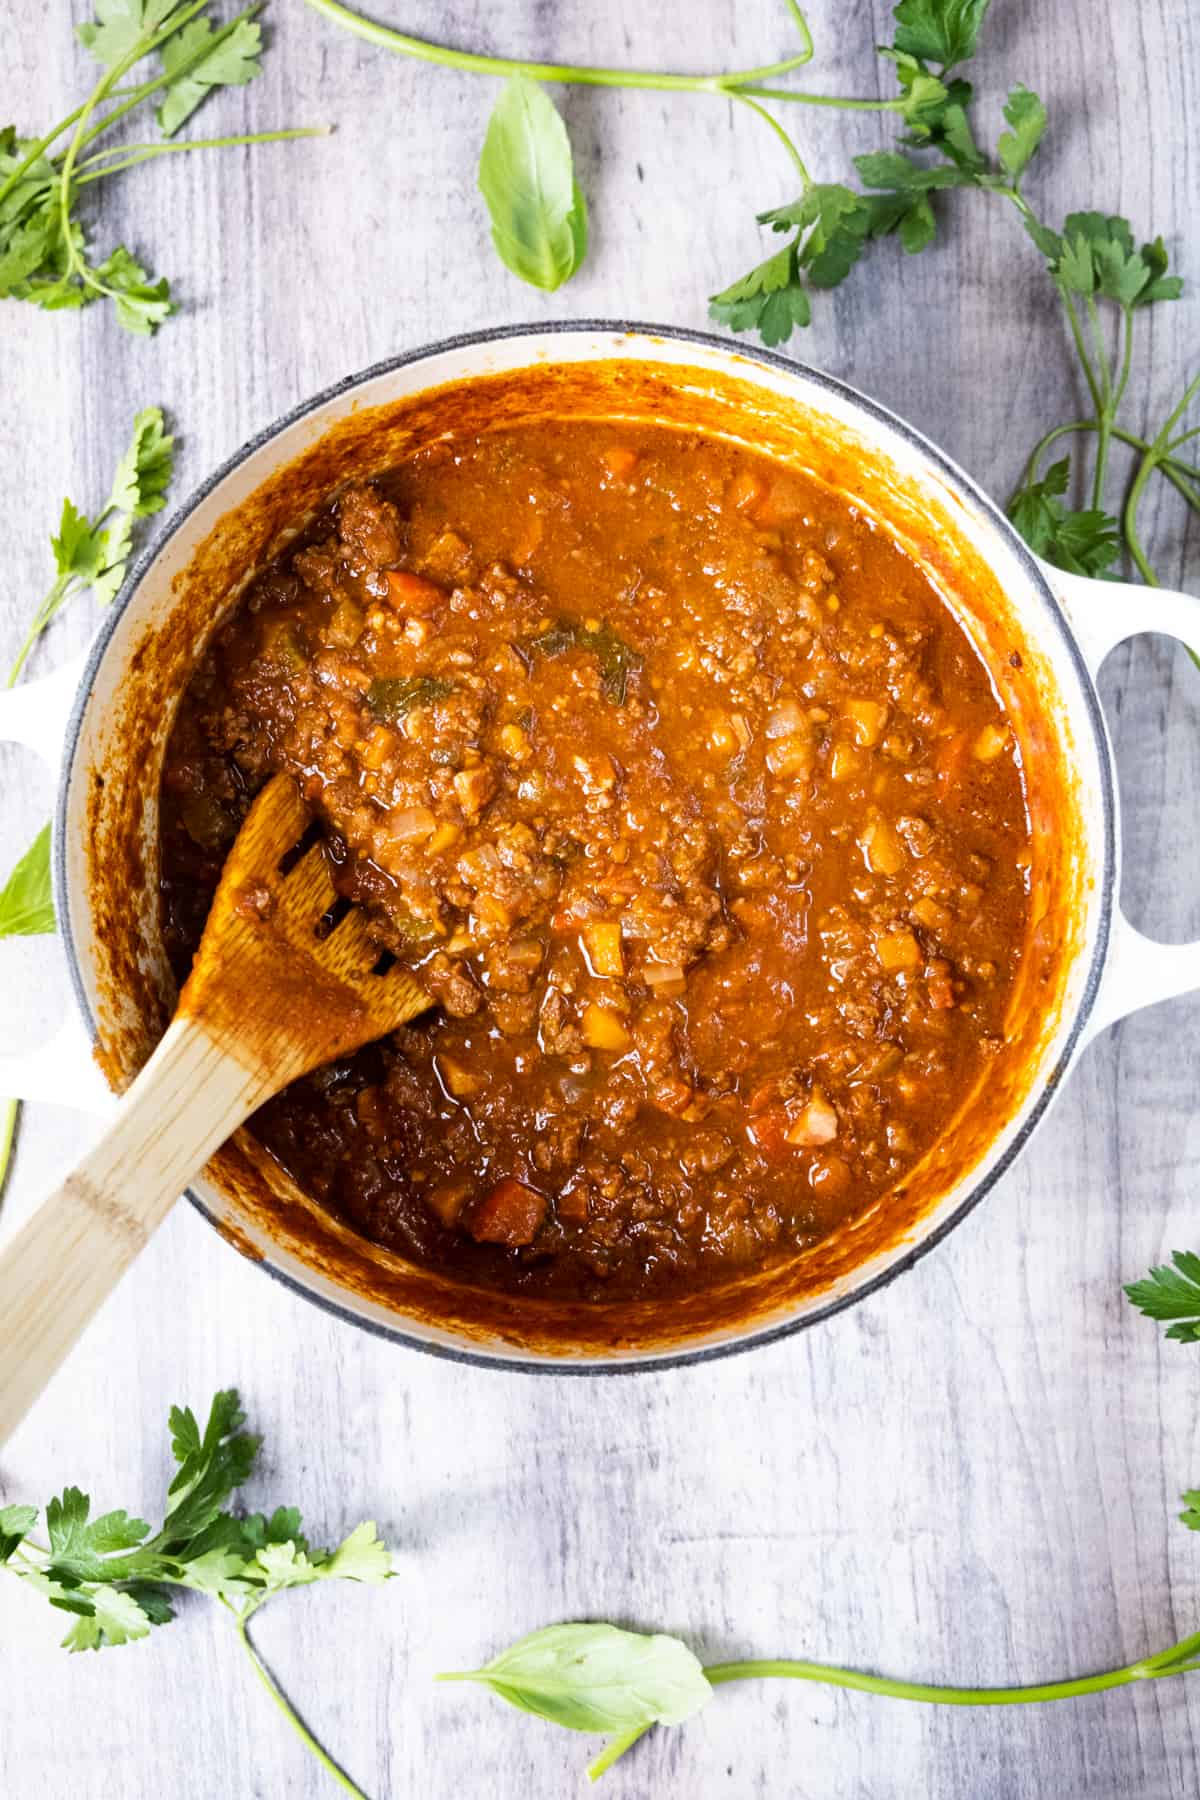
[0,654,114,1114]
[1052,566,1200,1040]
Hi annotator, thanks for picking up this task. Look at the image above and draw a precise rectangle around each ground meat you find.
[160,421,1031,1303]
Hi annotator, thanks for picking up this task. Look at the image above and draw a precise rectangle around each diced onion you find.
[766,700,805,739]
[385,806,437,841]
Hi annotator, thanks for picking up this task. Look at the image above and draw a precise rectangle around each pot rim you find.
[52,319,1116,1373]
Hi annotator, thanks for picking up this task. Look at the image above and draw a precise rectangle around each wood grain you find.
[1,2,1198,1796]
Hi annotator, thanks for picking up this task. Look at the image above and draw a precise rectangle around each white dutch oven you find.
[2,324,1199,1370]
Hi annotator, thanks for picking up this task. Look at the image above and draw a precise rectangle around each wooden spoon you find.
[0,773,428,1444]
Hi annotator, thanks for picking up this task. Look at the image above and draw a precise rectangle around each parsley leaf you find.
[1125,1252,1200,1343]
[1037,212,1185,310]
[77,0,183,69]
[0,824,54,938]
[1006,457,1122,578]
[892,0,992,71]
[108,404,175,517]
[7,405,174,687]
[157,15,263,136]
[0,1503,38,1563]
[853,149,974,194]
[93,244,174,335]
[478,75,588,291]
[997,85,1046,182]
[1182,1492,1200,1531]
[710,239,810,344]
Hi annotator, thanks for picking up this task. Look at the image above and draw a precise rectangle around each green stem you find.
[702,1656,1156,1706]
[587,1722,652,1781]
[74,127,330,185]
[734,88,906,108]
[588,1646,1200,1780]
[0,102,91,209]
[0,1099,18,1201]
[730,93,811,187]
[1123,370,1200,585]
[1019,419,1200,503]
[302,0,824,91]
[1092,304,1134,509]
[1060,293,1104,417]
[229,1606,368,1800]
[7,575,71,688]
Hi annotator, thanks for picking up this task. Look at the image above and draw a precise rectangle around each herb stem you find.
[0,104,91,209]
[1059,293,1104,417]
[730,93,811,187]
[1020,418,1200,493]
[74,127,330,185]
[731,88,906,108]
[302,0,822,92]
[587,1722,653,1781]
[702,1655,1158,1706]
[1091,304,1134,509]
[229,1605,369,1800]
[7,576,71,688]
[1124,369,1200,602]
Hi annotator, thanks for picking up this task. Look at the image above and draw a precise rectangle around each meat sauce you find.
[160,422,1032,1301]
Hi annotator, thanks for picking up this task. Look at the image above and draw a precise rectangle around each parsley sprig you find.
[1,2,326,333]
[1126,1252,1200,1344]
[308,0,1198,604]
[0,1390,392,1798]
[0,406,177,1203]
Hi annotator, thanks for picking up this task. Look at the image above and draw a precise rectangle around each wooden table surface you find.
[2,3,1199,1796]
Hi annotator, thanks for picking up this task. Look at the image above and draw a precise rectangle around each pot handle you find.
[1052,566,1200,1039]
[0,654,114,1114]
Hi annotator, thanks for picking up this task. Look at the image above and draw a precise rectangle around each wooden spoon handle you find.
[0,1017,267,1446]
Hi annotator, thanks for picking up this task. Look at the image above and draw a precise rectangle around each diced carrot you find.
[973,723,1009,763]
[846,699,887,748]
[582,1002,631,1051]
[437,1054,484,1099]
[469,1177,547,1247]
[876,929,922,972]
[427,821,463,855]
[746,1104,789,1155]
[384,570,443,613]
[581,921,624,979]
[603,446,638,479]
[726,468,768,514]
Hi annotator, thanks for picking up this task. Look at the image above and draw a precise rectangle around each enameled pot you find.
[2,324,1199,1370]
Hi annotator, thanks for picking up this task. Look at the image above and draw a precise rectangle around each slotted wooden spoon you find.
[0,773,428,1444]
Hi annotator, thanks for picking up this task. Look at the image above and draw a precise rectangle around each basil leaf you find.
[0,823,55,938]
[478,75,588,291]
[440,1621,712,1733]
[365,674,455,722]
